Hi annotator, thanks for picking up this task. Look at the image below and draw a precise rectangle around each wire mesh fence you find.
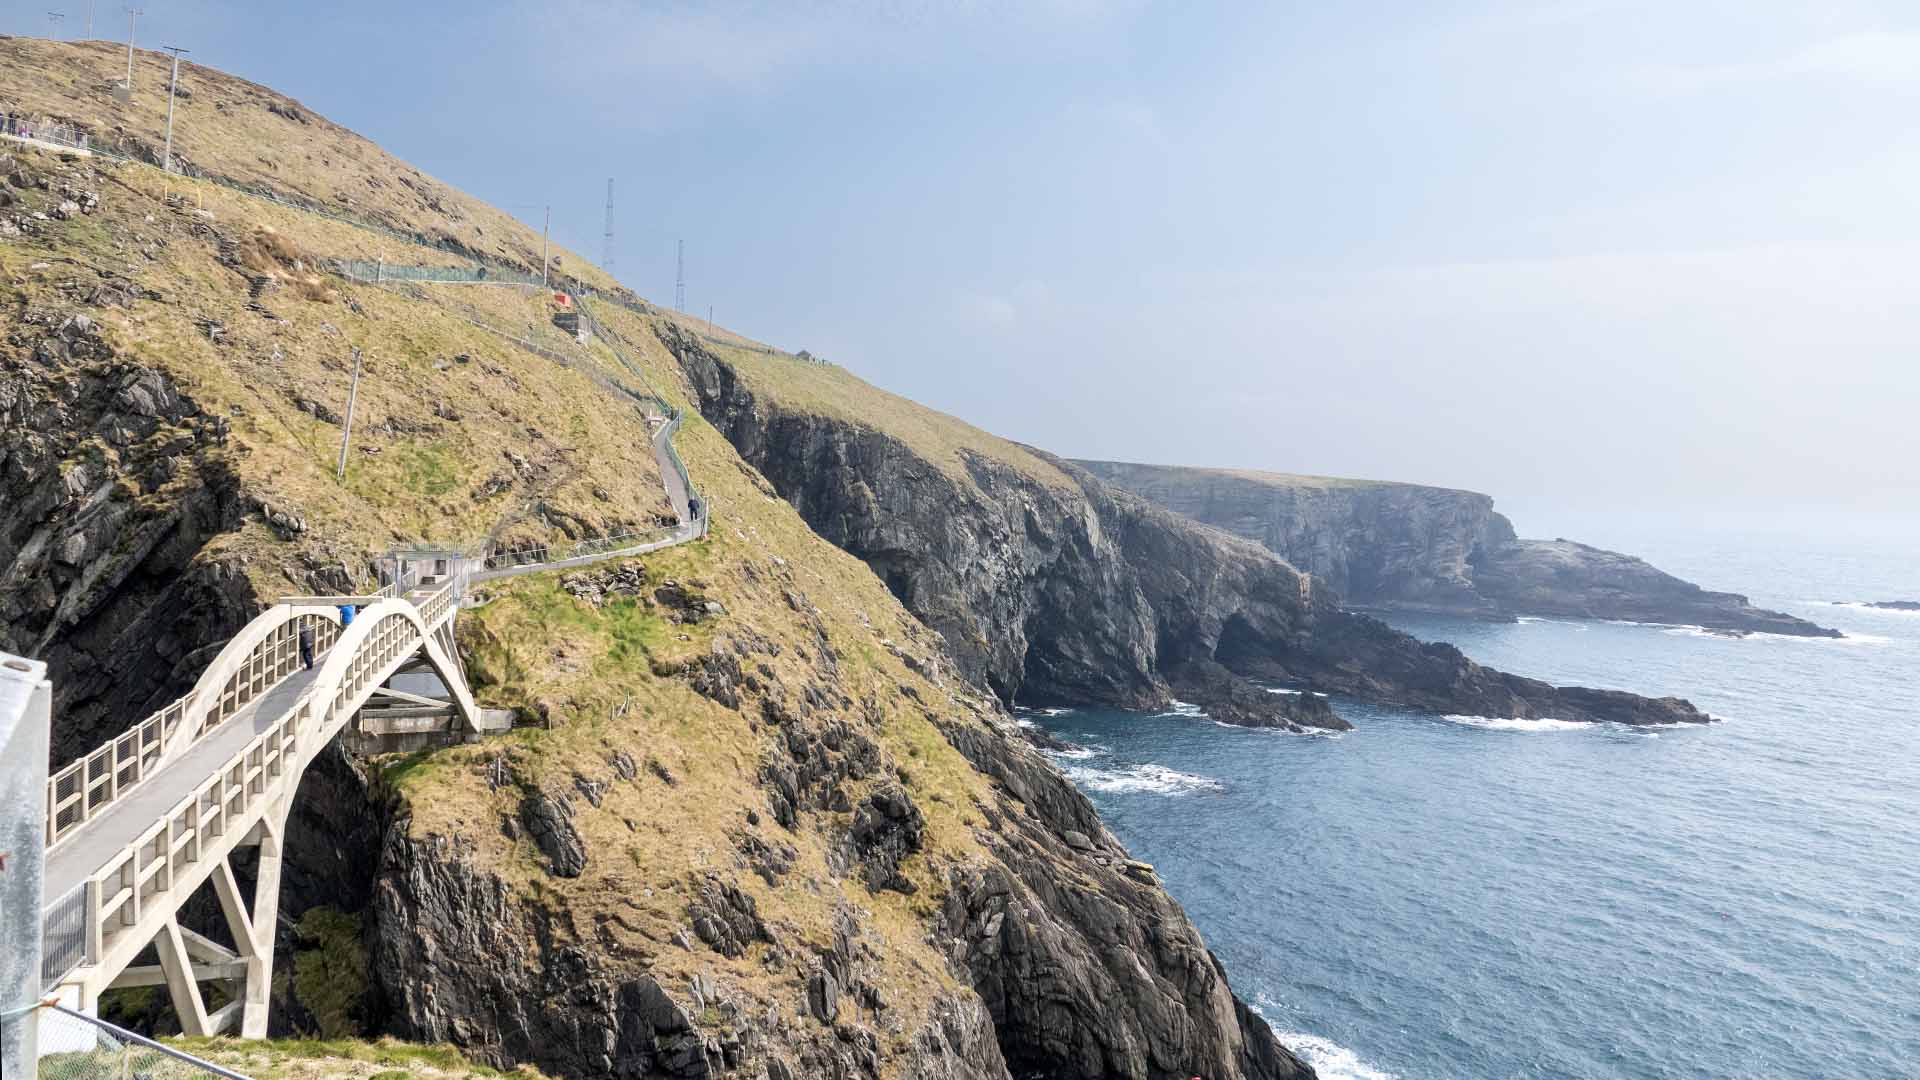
[335,259,545,287]
[3,1003,250,1079]
[39,885,88,990]
[0,114,94,153]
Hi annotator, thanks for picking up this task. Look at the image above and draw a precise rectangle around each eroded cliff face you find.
[663,327,1708,729]
[1075,460,1838,637]
[362,444,1317,1079]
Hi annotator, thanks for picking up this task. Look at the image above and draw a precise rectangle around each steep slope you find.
[1075,459,1837,637]
[659,328,1707,728]
[3,39,1313,1079]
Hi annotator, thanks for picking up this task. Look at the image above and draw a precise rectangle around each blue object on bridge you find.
[340,604,355,626]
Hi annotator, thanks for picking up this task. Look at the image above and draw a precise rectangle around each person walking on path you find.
[299,621,315,670]
[339,603,356,628]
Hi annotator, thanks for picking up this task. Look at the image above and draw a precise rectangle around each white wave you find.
[1012,717,1037,729]
[1265,686,1303,695]
[1212,720,1343,738]
[1063,762,1224,795]
[1162,699,1205,718]
[1659,624,1743,640]
[1277,1033,1400,1080]
[1045,742,1108,761]
[1441,714,1592,733]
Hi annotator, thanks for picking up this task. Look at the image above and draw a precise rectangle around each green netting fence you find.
[2,1003,250,1079]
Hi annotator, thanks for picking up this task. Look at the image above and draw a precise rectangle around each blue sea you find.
[1031,517,1919,1079]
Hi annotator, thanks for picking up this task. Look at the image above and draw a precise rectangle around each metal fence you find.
[335,259,545,287]
[0,115,93,154]
[2,1003,250,1079]
[38,886,87,991]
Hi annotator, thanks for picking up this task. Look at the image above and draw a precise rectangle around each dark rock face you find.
[1165,658,1346,731]
[1074,460,1839,638]
[935,720,1314,1080]
[0,306,263,763]
[665,327,1710,728]
[519,788,588,878]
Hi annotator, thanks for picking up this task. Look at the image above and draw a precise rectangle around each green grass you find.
[291,907,369,1039]
[166,1035,552,1078]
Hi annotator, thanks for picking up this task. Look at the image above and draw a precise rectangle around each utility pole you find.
[46,12,64,39]
[541,205,551,287]
[707,304,713,336]
[85,0,93,38]
[675,238,685,312]
[601,178,614,272]
[336,348,363,481]
[161,45,188,173]
[123,7,143,92]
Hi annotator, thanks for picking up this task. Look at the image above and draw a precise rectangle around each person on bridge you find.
[299,621,315,670]
[339,603,356,627]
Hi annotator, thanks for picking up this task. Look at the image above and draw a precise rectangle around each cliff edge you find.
[1073,460,1838,638]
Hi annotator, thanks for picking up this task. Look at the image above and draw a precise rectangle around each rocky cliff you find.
[3,40,1321,1076]
[662,327,1708,729]
[1074,460,1838,637]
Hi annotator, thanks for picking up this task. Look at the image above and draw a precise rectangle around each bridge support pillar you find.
[154,918,214,1036]
[215,798,287,1040]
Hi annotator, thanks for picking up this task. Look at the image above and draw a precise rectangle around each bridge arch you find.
[39,583,477,1038]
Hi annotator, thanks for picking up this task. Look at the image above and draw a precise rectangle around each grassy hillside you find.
[0,36,610,285]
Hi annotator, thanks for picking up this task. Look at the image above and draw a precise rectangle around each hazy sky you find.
[9,2,1918,522]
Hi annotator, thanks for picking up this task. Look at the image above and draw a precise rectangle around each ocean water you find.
[1032,522,1920,1079]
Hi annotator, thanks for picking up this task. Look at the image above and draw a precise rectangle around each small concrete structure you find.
[384,546,481,596]
[1,653,52,1077]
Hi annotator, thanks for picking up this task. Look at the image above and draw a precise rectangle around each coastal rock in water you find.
[1072,459,1841,638]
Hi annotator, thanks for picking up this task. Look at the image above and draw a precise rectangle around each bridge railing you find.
[414,581,458,628]
[82,688,300,984]
[43,571,429,851]
[44,582,462,994]
[46,606,336,850]
[45,700,181,848]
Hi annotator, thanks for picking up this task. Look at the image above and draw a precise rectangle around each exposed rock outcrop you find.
[665,326,1710,728]
[1074,459,1839,638]
[0,298,260,763]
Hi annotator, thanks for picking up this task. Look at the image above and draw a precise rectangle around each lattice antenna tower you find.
[601,178,615,271]
[675,238,685,312]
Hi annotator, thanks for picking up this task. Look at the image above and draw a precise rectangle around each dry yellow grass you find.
[2,142,671,599]
[0,36,617,292]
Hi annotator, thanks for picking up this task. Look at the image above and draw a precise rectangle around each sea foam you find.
[1441,714,1592,733]
[1276,1033,1401,1080]
[1063,762,1224,795]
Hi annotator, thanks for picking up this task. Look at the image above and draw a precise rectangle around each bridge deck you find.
[42,653,327,905]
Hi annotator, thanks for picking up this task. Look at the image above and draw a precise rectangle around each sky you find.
[7,1,1918,528]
